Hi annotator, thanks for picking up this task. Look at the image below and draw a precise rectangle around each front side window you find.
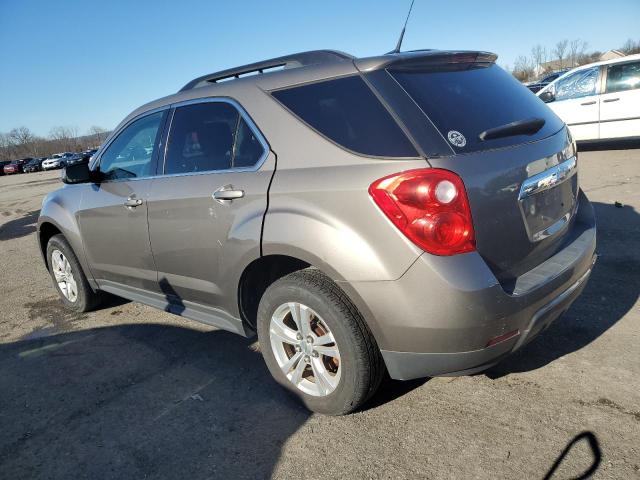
[164,102,265,175]
[554,67,598,101]
[98,111,164,181]
[606,61,640,93]
[271,76,417,157]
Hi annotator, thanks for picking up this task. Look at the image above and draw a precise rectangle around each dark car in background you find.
[3,158,31,174]
[23,157,45,173]
[527,70,569,93]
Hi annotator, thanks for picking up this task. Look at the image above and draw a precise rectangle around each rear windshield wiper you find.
[478,118,545,142]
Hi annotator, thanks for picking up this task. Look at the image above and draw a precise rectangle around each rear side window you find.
[164,101,266,175]
[606,61,640,93]
[390,63,565,153]
[271,76,417,157]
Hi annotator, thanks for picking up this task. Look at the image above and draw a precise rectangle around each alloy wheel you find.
[51,249,78,302]
[269,302,341,397]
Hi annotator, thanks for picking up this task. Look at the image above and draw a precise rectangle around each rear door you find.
[147,99,273,313]
[544,66,601,141]
[599,59,640,139]
[79,110,167,291]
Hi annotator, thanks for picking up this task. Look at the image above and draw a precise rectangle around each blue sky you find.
[1,0,638,136]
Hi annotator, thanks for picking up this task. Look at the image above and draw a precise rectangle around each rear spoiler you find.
[355,50,498,73]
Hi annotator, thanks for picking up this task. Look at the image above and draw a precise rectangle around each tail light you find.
[369,169,475,256]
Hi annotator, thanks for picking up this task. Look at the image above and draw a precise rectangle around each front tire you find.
[46,234,103,312]
[257,268,384,415]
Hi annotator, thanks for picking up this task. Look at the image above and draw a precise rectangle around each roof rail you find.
[179,50,354,92]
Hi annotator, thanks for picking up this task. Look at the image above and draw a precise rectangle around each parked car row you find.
[1,149,99,175]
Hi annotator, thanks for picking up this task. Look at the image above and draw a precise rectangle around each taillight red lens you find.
[369,169,475,255]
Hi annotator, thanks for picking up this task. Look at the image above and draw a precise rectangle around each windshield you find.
[389,63,564,153]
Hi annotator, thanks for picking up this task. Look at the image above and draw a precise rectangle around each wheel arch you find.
[237,254,386,350]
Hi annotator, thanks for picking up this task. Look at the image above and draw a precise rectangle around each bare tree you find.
[531,45,547,76]
[512,55,536,82]
[554,39,569,69]
[569,39,588,67]
[49,126,80,152]
[8,126,35,146]
[621,39,640,55]
[87,126,109,147]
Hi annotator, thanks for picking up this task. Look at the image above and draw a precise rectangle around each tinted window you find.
[165,102,264,174]
[554,67,598,100]
[606,61,640,93]
[99,111,164,181]
[390,63,564,153]
[271,76,417,157]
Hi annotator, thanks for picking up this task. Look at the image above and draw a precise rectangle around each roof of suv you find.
[121,49,498,128]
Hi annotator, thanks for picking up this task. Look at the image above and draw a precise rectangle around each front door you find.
[78,110,167,291]
[147,99,273,314]
[599,59,640,139]
[547,66,600,141]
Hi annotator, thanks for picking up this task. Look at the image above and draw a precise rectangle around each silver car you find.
[38,49,596,414]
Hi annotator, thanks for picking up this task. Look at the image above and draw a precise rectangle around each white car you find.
[537,54,640,141]
[42,152,74,170]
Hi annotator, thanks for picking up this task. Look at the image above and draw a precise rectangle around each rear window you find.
[271,76,417,157]
[390,63,564,153]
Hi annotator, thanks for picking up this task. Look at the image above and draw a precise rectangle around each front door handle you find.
[603,98,619,103]
[124,197,143,208]
[581,101,596,106]
[213,185,245,203]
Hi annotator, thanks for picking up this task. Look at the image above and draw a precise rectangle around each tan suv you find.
[39,49,596,414]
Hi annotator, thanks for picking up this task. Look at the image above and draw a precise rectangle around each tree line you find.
[510,38,640,82]
[0,125,111,161]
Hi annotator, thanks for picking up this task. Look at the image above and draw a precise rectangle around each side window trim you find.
[90,107,169,182]
[158,97,270,177]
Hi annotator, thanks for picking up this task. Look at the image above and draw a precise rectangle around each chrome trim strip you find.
[519,156,577,200]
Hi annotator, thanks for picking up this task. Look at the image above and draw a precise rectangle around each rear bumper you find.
[341,191,597,380]
[380,263,593,379]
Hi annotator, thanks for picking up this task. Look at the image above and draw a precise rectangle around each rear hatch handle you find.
[478,118,545,142]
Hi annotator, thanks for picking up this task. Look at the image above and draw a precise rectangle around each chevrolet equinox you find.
[38,49,597,415]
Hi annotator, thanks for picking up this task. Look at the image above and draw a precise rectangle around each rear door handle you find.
[124,197,143,208]
[213,185,245,203]
[580,101,596,106]
[603,98,619,103]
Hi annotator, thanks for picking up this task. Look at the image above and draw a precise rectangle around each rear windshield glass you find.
[271,76,417,157]
[390,63,564,153]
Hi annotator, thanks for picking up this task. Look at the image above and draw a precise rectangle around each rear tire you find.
[46,234,103,312]
[257,268,384,415]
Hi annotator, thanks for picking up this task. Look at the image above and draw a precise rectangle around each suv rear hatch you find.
[360,52,579,285]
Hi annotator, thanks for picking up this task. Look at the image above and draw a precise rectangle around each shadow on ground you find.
[0,324,308,479]
[487,201,639,377]
[0,210,39,241]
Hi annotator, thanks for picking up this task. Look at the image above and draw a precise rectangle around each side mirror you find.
[62,162,94,184]
[539,90,555,103]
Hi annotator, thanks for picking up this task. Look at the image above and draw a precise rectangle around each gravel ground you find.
[0,148,638,479]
